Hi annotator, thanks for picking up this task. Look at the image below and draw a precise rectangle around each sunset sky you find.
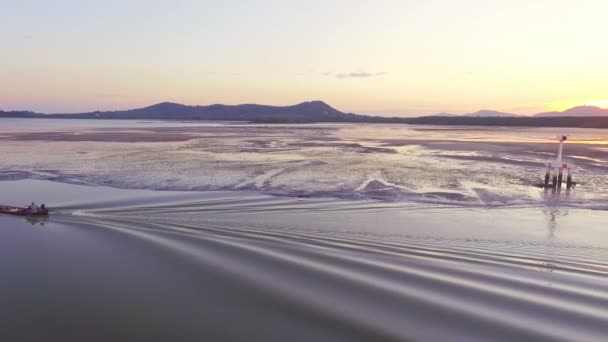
[2,0,607,116]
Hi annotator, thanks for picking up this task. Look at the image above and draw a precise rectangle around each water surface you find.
[1,180,607,341]
[1,119,608,340]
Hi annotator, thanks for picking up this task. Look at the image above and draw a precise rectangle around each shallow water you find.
[1,119,607,207]
[1,180,608,341]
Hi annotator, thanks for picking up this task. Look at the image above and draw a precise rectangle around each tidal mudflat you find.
[2,119,608,206]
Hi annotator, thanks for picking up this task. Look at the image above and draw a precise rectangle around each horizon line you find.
[1,101,606,118]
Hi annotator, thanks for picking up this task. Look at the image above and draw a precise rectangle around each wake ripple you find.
[52,197,608,341]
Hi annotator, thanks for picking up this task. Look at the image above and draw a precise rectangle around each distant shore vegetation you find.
[3,101,608,128]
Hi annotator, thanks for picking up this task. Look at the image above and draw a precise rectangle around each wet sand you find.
[1,180,608,341]
[2,120,608,205]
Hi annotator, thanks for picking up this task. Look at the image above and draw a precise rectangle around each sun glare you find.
[587,100,608,109]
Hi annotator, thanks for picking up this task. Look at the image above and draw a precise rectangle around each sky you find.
[1,0,608,116]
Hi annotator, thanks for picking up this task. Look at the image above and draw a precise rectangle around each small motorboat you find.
[0,205,49,216]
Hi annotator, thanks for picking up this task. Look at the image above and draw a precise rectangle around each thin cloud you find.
[328,72,387,79]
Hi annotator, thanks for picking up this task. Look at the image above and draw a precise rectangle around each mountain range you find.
[0,101,376,122]
[434,106,608,118]
[2,102,608,128]
[534,106,608,117]
[3,102,608,119]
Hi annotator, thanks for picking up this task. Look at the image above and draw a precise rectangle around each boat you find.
[0,205,49,216]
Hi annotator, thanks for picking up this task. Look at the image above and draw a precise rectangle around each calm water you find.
[0,180,607,341]
[1,119,608,341]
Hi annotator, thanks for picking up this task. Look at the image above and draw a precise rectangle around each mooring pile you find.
[544,134,573,189]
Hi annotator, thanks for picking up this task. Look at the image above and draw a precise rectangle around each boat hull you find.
[0,206,49,216]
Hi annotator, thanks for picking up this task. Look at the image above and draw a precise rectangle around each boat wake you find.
[52,195,608,341]
[2,180,608,340]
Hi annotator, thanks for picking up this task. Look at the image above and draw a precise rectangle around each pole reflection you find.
[542,187,570,239]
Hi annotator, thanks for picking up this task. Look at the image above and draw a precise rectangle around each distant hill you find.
[535,106,608,117]
[0,101,389,123]
[430,106,608,118]
[60,101,366,122]
[407,115,608,128]
[3,102,608,128]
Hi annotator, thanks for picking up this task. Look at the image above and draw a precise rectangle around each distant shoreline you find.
[3,100,608,128]
[3,114,608,129]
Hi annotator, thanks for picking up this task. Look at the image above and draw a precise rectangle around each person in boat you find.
[27,202,39,213]
[40,204,46,211]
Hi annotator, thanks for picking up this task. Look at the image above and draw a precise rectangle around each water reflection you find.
[539,188,571,275]
[25,215,48,227]
[542,188,570,239]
